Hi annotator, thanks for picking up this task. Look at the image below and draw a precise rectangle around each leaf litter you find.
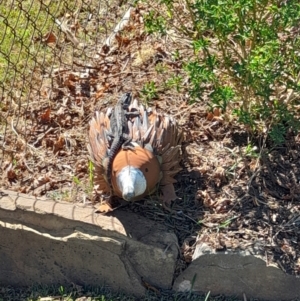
[0,1,300,280]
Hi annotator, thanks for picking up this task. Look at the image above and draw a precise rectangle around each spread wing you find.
[88,111,111,194]
[88,97,183,202]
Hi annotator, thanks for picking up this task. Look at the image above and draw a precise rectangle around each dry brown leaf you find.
[206,112,214,121]
[207,108,223,121]
[40,108,51,123]
[161,184,177,205]
[53,136,65,153]
[215,198,232,213]
[42,31,57,44]
[115,34,131,47]
[95,83,110,99]
[7,169,17,181]
[197,189,217,208]
[37,175,51,186]
[213,166,226,187]
[213,107,221,116]
[95,202,114,213]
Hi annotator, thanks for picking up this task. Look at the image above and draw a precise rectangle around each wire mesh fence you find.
[0,0,154,199]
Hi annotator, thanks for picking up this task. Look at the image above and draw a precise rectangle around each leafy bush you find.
[141,0,300,143]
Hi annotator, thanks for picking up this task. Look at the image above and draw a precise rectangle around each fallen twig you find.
[11,119,38,153]
[102,6,132,52]
[55,18,84,48]
[33,127,55,146]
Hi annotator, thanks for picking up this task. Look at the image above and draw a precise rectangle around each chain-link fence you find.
[0,0,156,199]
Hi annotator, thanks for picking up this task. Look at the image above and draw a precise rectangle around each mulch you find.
[1,2,299,279]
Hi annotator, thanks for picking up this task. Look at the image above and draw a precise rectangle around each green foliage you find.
[72,161,94,197]
[142,0,300,144]
[245,143,259,158]
[58,285,65,296]
[165,74,183,92]
[184,60,215,101]
[269,123,286,145]
[211,86,235,111]
[141,81,158,101]
[73,176,81,185]
[172,49,181,60]
[144,10,166,34]
[88,160,94,186]
[217,216,238,231]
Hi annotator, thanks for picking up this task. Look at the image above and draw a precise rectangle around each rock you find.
[173,242,300,301]
[0,190,178,296]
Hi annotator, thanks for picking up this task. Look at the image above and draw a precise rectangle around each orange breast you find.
[111,146,162,200]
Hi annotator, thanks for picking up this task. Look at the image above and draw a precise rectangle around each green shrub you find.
[141,0,300,143]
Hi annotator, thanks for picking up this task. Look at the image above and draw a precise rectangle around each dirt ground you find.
[1,3,300,280]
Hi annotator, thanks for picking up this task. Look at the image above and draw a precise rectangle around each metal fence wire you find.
[0,0,146,199]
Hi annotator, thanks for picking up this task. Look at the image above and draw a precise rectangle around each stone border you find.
[0,190,178,296]
[174,242,300,300]
[1,189,300,300]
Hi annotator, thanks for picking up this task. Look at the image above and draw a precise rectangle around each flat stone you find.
[0,190,178,296]
[173,242,300,301]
